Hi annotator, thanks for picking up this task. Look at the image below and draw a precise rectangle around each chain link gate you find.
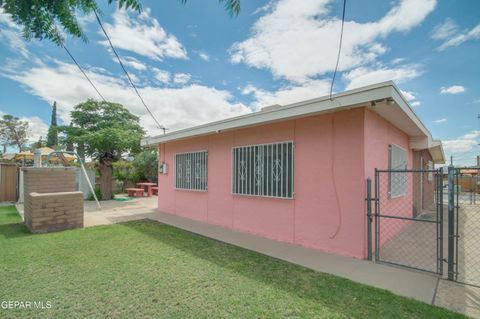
[448,167,480,287]
[366,169,444,274]
[367,166,480,286]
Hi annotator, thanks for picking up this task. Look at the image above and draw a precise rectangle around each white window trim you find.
[174,150,208,192]
[388,144,408,199]
[427,160,434,182]
[231,140,294,199]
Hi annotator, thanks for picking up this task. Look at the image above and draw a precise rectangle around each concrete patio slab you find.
[434,279,480,318]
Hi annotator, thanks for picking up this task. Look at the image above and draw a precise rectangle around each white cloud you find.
[0,111,49,144]
[343,64,422,90]
[2,60,250,135]
[253,2,274,15]
[433,118,447,123]
[230,0,436,82]
[76,12,96,29]
[0,8,29,58]
[23,116,49,143]
[242,80,330,110]
[431,18,458,40]
[118,56,147,71]
[432,18,480,51]
[392,58,406,65]
[400,90,422,107]
[197,51,210,61]
[173,73,191,85]
[432,19,480,51]
[152,68,170,84]
[442,130,480,153]
[400,90,415,101]
[411,101,421,107]
[440,85,465,94]
[99,8,187,61]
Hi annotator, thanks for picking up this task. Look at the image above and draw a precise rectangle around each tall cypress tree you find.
[46,101,58,147]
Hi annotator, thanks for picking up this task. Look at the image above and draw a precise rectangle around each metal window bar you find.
[175,151,208,191]
[232,141,293,199]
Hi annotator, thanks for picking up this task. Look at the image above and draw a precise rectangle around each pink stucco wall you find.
[157,107,413,259]
[363,109,414,247]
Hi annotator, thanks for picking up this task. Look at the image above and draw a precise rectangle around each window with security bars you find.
[233,141,293,198]
[389,144,408,198]
[175,151,208,191]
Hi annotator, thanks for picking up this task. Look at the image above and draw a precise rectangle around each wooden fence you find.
[0,163,18,202]
[458,174,480,193]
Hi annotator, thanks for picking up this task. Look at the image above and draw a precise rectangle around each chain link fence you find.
[372,169,443,274]
[368,167,480,287]
[454,168,480,287]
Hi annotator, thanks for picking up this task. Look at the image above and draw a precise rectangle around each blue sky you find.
[0,0,479,165]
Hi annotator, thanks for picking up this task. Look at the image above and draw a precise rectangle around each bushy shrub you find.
[87,186,102,201]
[113,161,139,182]
[132,149,158,182]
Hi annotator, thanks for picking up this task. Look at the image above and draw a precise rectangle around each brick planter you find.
[22,167,84,233]
[25,192,84,233]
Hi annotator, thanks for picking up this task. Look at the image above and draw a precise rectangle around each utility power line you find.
[61,44,107,102]
[329,0,347,100]
[93,9,165,131]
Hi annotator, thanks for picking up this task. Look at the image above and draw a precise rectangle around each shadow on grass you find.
[0,206,30,239]
[0,223,31,239]
[119,219,460,318]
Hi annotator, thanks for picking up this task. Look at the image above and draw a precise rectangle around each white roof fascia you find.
[142,82,394,146]
[429,140,446,164]
[142,81,444,165]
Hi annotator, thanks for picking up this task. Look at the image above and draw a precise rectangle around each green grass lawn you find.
[0,206,463,318]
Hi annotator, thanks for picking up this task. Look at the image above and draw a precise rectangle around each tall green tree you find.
[46,101,58,147]
[65,123,74,152]
[0,114,29,152]
[61,99,145,200]
[0,0,240,45]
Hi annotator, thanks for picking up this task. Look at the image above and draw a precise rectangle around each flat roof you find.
[141,81,444,163]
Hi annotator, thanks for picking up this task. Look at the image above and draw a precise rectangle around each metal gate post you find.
[438,169,444,275]
[366,178,373,261]
[374,169,380,262]
[447,166,456,280]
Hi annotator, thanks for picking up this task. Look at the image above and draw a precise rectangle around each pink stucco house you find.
[141,81,445,259]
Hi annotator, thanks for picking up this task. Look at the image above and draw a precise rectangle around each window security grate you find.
[175,151,208,191]
[233,141,293,199]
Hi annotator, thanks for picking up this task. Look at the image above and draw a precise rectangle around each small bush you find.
[87,186,102,201]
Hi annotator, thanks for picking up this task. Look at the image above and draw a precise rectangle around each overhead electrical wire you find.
[329,0,347,100]
[61,44,107,102]
[328,0,347,239]
[93,9,165,131]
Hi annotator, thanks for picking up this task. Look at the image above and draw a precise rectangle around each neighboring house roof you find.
[142,81,445,164]
[2,153,15,160]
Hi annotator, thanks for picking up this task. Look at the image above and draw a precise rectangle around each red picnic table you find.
[136,182,157,196]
